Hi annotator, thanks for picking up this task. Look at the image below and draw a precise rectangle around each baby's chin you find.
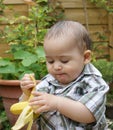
[57,77,78,86]
[57,80,71,86]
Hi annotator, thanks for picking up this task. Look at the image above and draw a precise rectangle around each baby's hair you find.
[44,20,92,53]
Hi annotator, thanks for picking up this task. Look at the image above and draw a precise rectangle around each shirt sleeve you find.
[66,75,109,122]
[81,77,109,122]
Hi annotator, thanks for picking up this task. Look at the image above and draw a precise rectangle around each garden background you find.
[0,0,113,60]
[0,0,113,129]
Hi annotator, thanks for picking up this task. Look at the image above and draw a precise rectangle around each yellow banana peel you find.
[10,74,40,130]
[10,101,28,115]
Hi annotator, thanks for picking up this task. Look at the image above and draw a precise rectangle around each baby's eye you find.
[61,60,69,64]
[47,60,54,64]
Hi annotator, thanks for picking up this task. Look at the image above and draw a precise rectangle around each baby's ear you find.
[84,50,91,64]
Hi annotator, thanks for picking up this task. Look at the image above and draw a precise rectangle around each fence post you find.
[108,13,113,61]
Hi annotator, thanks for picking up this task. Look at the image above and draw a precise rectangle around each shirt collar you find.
[82,63,102,77]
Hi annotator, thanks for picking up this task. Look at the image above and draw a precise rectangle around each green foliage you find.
[92,42,109,60]
[92,59,113,83]
[107,89,113,102]
[0,110,11,129]
[0,0,5,13]
[0,97,11,129]
[0,0,64,79]
[88,0,113,12]
[108,119,113,129]
[0,46,47,79]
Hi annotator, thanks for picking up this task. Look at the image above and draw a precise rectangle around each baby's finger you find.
[34,105,48,113]
[31,91,46,96]
[29,98,45,105]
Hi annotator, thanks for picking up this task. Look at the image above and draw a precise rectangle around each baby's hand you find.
[29,91,59,114]
[20,73,36,99]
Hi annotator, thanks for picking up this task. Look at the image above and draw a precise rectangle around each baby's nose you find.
[53,62,62,70]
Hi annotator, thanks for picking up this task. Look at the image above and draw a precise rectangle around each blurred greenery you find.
[0,0,64,80]
[92,59,113,83]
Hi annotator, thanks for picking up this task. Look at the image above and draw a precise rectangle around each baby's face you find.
[44,38,86,85]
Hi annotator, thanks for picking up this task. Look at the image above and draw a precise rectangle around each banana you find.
[10,74,40,130]
[10,101,28,115]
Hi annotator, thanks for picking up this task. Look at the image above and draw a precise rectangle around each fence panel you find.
[0,0,113,60]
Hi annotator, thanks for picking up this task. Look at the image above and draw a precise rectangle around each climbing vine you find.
[0,0,5,13]
[88,0,113,12]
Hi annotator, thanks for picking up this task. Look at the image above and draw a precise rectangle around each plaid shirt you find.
[35,63,109,130]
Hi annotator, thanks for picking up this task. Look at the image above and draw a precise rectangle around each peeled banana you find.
[10,101,28,115]
[10,74,39,130]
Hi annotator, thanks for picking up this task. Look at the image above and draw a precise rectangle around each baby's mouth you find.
[55,73,66,78]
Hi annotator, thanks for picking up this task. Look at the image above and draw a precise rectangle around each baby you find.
[20,21,109,130]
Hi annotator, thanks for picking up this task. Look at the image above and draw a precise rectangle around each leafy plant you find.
[0,0,64,79]
[107,89,113,103]
[92,59,113,83]
[0,97,11,129]
[0,46,47,79]
[88,0,113,12]
[0,109,11,129]
[0,0,5,13]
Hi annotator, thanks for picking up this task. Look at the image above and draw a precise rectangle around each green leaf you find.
[0,64,16,73]
[35,46,45,58]
[0,59,11,66]
[14,50,34,60]
[22,55,38,66]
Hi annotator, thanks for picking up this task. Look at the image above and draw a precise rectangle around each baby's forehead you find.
[44,35,77,48]
[44,38,80,56]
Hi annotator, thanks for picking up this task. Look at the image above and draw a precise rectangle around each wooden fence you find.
[0,0,28,57]
[0,0,113,60]
[59,0,113,60]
